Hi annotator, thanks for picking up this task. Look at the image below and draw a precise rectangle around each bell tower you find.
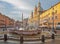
[37,0,41,15]
[34,5,37,15]
[37,0,41,28]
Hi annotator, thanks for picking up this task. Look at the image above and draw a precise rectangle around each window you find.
[49,22,52,25]
[48,17,50,20]
[58,22,60,25]
[44,23,47,25]
[53,8,54,10]
[0,23,5,25]
[55,16,57,19]
[52,12,54,15]
[0,20,4,22]
[52,17,53,20]
[55,10,57,14]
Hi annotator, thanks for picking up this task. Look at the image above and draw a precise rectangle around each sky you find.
[0,0,60,21]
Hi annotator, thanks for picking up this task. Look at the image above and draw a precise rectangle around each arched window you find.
[55,10,57,14]
[55,16,57,19]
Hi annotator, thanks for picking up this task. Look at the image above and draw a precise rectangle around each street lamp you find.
[51,8,55,39]
[4,16,7,31]
[4,16,7,42]
[47,18,50,31]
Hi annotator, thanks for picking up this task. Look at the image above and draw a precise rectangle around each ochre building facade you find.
[28,2,60,29]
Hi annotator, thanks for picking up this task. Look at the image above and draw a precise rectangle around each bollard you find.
[20,35,23,44]
[51,34,55,39]
[41,35,45,43]
[4,34,7,42]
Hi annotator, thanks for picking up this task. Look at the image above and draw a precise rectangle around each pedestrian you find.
[20,35,23,44]
[41,35,45,43]
[4,34,7,42]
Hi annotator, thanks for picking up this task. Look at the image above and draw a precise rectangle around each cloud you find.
[10,11,20,14]
[0,4,5,9]
[0,0,33,11]
[0,0,29,20]
[0,0,59,21]
[0,4,6,14]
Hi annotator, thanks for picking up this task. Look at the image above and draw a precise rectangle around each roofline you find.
[40,2,60,15]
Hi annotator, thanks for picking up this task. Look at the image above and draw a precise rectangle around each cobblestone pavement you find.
[0,39,60,44]
[0,35,60,44]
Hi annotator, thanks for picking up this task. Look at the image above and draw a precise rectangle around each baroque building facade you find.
[28,2,60,30]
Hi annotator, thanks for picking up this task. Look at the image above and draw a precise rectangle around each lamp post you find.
[47,18,50,31]
[5,17,7,31]
[4,16,7,42]
[51,8,55,39]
